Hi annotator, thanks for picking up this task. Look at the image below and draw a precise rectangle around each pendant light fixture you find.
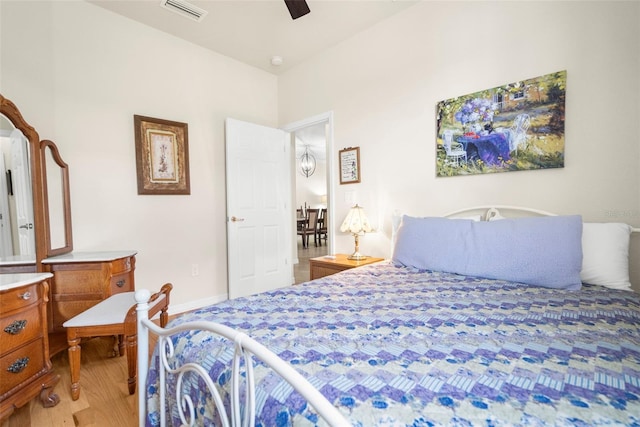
[299,146,316,178]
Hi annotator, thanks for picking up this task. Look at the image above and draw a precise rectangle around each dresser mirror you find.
[41,139,73,257]
[0,94,73,270]
[0,116,36,260]
[1,94,137,367]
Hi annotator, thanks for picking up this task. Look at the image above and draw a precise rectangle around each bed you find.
[136,206,640,426]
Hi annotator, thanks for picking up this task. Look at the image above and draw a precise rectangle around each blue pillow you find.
[392,215,583,290]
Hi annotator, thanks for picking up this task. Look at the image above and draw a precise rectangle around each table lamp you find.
[340,204,373,260]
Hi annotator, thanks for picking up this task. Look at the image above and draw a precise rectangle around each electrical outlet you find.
[191,263,199,277]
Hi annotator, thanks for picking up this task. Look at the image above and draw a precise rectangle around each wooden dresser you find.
[42,250,137,355]
[0,273,60,421]
[0,256,37,274]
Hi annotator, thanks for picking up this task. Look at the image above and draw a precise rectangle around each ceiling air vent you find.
[160,0,208,22]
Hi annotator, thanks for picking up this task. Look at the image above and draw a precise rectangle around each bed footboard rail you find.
[135,289,350,427]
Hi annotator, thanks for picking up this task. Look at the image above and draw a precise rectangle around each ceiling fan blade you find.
[284,0,310,20]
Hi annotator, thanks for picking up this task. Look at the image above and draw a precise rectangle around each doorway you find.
[283,112,334,284]
[225,118,291,299]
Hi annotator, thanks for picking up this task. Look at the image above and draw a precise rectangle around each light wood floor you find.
[2,241,325,426]
[294,237,328,284]
[2,337,137,427]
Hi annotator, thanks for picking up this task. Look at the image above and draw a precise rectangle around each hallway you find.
[294,238,327,284]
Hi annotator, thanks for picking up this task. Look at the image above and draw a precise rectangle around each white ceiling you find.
[86,1,417,159]
[295,121,326,160]
[87,0,417,74]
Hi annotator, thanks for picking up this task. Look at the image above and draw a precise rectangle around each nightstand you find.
[309,254,385,280]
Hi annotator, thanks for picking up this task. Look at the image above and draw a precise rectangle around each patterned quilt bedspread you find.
[145,262,640,426]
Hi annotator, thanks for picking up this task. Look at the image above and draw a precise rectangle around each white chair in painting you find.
[509,114,531,153]
[442,129,467,167]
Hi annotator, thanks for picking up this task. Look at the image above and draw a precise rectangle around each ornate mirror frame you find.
[0,94,73,270]
[40,139,73,257]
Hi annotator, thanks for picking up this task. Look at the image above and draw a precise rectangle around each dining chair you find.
[296,208,305,233]
[443,130,467,166]
[317,209,328,245]
[297,208,319,248]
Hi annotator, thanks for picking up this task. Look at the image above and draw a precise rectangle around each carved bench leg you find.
[125,333,138,395]
[67,332,82,401]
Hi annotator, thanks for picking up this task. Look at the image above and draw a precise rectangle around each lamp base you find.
[348,252,368,261]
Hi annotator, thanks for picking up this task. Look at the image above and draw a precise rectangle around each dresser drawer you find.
[0,305,42,356]
[310,264,350,279]
[0,284,39,314]
[111,256,134,275]
[0,338,45,395]
[110,272,133,293]
[49,263,107,297]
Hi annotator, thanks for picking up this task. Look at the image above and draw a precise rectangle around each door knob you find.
[230,216,245,222]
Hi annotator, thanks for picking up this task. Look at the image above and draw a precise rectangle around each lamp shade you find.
[340,204,373,234]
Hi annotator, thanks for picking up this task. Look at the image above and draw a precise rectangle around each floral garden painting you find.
[436,70,566,177]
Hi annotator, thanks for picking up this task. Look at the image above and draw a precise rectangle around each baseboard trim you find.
[168,293,228,316]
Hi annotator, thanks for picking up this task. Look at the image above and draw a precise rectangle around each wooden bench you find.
[63,283,172,400]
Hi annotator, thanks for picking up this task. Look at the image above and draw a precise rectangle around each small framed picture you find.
[339,147,361,185]
[134,115,190,195]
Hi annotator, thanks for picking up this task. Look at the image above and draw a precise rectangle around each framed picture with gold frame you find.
[134,115,190,195]
[339,147,361,185]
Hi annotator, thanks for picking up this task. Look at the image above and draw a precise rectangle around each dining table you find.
[456,132,510,165]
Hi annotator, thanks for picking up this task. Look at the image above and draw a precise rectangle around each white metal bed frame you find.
[444,204,640,230]
[391,205,639,271]
[135,289,350,427]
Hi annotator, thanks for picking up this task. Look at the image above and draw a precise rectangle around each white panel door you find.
[225,118,292,299]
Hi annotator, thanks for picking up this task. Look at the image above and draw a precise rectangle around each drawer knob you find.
[116,280,126,288]
[7,357,29,374]
[4,319,27,335]
[19,291,31,300]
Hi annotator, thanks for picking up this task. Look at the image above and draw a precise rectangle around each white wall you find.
[2,0,638,307]
[1,1,278,310]
[295,160,327,211]
[278,1,640,290]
